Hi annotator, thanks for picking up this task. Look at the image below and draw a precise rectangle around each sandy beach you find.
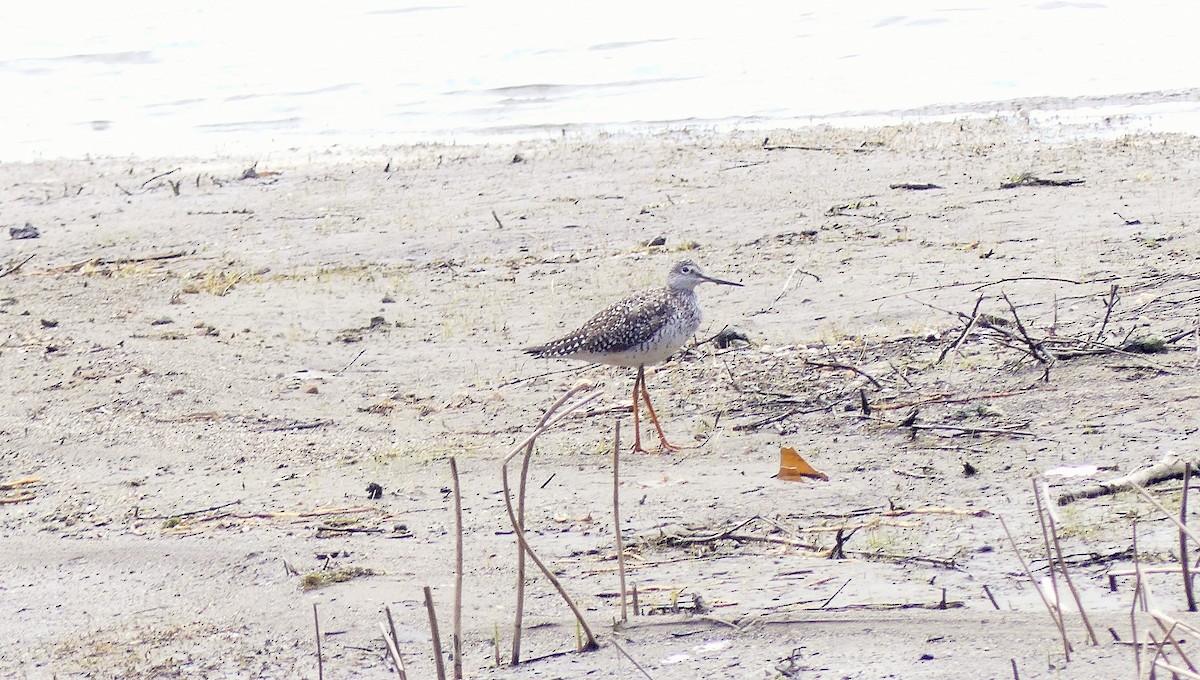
[3,115,1200,678]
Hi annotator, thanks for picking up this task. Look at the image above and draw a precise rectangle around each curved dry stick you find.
[505,392,602,656]
[511,382,594,663]
[503,383,602,663]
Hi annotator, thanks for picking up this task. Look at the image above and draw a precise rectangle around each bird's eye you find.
[681,266,692,273]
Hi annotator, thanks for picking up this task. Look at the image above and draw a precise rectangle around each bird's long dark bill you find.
[703,274,743,287]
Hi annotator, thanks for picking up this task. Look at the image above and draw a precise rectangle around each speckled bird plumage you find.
[524,260,739,368]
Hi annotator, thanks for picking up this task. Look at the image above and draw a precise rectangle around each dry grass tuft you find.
[300,566,376,591]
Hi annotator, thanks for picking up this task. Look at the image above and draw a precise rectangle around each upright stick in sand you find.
[1181,463,1196,611]
[450,457,465,679]
[613,421,628,623]
[425,585,447,680]
[1034,478,1098,645]
[381,606,408,679]
[313,602,323,680]
[998,516,1071,659]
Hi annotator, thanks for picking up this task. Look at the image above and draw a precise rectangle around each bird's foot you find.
[656,439,684,453]
[630,439,682,455]
[630,436,655,454]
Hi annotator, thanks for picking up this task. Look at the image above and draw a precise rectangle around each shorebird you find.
[524,259,742,452]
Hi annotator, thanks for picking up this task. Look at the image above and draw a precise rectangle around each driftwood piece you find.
[1057,456,1197,506]
[49,249,191,274]
[889,182,942,190]
[999,173,1085,189]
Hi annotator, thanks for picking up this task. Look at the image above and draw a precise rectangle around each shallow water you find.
[2,0,1198,160]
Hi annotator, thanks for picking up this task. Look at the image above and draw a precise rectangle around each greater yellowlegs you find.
[524,259,742,452]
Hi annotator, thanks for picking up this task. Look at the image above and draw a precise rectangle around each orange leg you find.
[630,366,647,453]
[635,366,681,453]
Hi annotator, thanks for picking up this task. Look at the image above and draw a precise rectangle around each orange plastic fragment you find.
[777,447,829,482]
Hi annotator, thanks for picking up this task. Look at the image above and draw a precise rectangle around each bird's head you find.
[667,260,743,291]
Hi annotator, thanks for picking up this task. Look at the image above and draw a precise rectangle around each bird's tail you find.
[523,340,570,358]
[522,344,550,358]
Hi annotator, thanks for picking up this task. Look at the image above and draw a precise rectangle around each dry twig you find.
[0,254,35,278]
[1130,482,1200,547]
[383,606,409,679]
[998,516,1071,659]
[1034,479,1098,645]
[1094,284,1120,341]
[425,586,448,680]
[805,359,882,389]
[905,421,1038,438]
[937,294,985,364]
[610,639,655,679]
